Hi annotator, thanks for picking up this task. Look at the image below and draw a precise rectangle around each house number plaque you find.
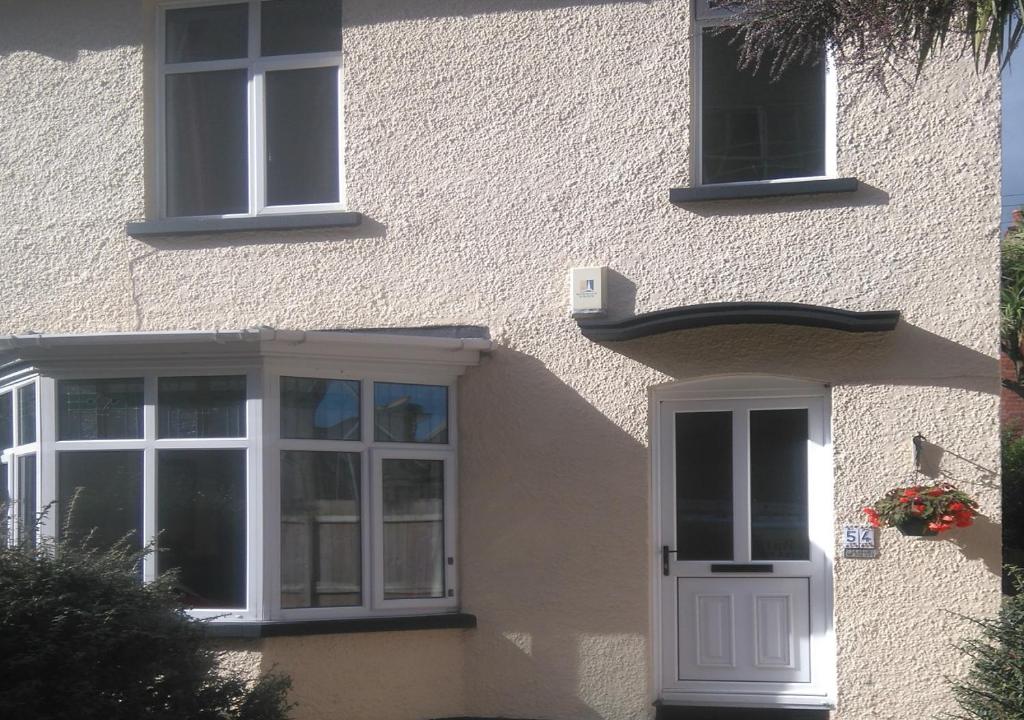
[842,525,878,559]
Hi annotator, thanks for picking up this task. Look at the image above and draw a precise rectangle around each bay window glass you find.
[696,3,827,184]
[158,449,247,609]
[281,450,361,608]
[382,458,446,599]
[374,383,449,444]
[3,361,459,622]
[160,0,343,218]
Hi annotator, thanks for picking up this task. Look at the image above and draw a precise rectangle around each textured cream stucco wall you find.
[0,1,1002,719]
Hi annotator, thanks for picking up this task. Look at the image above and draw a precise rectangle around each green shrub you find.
[948,569,1024,719]
[0,531,292,720]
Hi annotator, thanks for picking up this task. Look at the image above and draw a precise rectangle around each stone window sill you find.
[202,612,477,639]
[126,212,362,238]
[669,178,859,203]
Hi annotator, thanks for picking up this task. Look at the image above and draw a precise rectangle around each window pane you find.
[701,28,825,184]
[18,454,36,547]
[158,449,246,609]
[281,376,360,441]
[374,383,448,444]
[165,3,248,63]
[750,409,810,561]
[261,0,342,56]
[166,70,248,217]
[18,384,35,445]
[281,451,361,608]
[58,379,144,441]
[0,393,11,450]
[265,67,339,206]
[675,412,733,561]
[158,376,246,439]
[58,451,143,551]
[382,458,445,599]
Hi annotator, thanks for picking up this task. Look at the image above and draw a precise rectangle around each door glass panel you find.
[382,458,445,599]
[750,409,809,560]
[58,451,144,551]
[675,412,733,560]
[157,449,246,609]
[280,450,361,608]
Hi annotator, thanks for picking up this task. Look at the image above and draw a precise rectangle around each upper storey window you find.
[159,0,343,218]
[695,1,832,185]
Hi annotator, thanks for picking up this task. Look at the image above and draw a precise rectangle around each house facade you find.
[0,1,1003,719]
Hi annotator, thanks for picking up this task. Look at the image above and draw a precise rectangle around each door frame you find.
[649,375,837,710]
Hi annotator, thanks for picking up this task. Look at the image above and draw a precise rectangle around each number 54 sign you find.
[843,526,878,559]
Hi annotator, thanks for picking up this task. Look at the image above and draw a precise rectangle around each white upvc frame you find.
[263,360,459,621]
[691,0,838,187]
[1,377,41,547]
[155,0,346,220]
[649,375,837,710]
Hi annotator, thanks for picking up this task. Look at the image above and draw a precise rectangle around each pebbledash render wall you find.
[0,1,1002,719]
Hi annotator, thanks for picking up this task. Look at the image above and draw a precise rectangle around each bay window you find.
[0,330,487,625]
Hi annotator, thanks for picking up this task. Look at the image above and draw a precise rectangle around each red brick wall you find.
[1002,352,1024,431]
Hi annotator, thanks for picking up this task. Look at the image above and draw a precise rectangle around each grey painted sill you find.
[669,177,859,203]
[126,212,362,238]
[203,612,477,639]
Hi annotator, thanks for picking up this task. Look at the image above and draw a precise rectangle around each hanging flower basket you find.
[863,482,979,536]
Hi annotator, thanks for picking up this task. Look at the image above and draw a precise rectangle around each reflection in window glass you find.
[0,393,11,450]
[158,376,246,439]
[280,377,359,441]
[281,451,361,608]
[265,67,339,206]
[675,412,733,561]
[165,3,248,63]
[701,28,825,184]
[158,449,246,609]
[18,384,36,445]
[374,383,448,444]
[750,409,809,560]
[261,0,342,56]
[19,454,37,547]
[382,458,444,599]
[58,451,144,551]
[166,70,249,217]
[58,379,144,441]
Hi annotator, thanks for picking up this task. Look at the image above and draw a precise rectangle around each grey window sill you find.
[669,178,859,203]
[202,612,477,639]
[126,212,362,238]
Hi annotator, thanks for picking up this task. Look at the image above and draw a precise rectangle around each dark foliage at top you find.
[722,0,1023,79]
[0,530,292,720]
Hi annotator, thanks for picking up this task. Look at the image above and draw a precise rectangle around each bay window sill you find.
[125,212,362,238]
[202,612,478,639]
[669,177,859,203]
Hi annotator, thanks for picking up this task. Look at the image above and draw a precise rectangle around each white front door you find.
[654,378,834,710]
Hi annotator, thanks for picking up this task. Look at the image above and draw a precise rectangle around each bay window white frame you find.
[155,0,346,219]
[692,0,837,186]
[1,375,41,547]
[0,329,479,624]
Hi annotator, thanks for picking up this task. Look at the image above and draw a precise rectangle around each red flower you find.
[903,488,918,497]
[912,503,926,514]
[928,488,944,497]
[899,497,911,504]
[948,502,965,512]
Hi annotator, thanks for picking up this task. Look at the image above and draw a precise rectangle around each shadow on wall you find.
[0,0,647,59]
[456,347,650,720]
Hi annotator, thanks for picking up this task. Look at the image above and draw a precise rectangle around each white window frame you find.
[1,346,465,624]
[155,0,346,220]
[1,377,41,547]
[692,0,837,187]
